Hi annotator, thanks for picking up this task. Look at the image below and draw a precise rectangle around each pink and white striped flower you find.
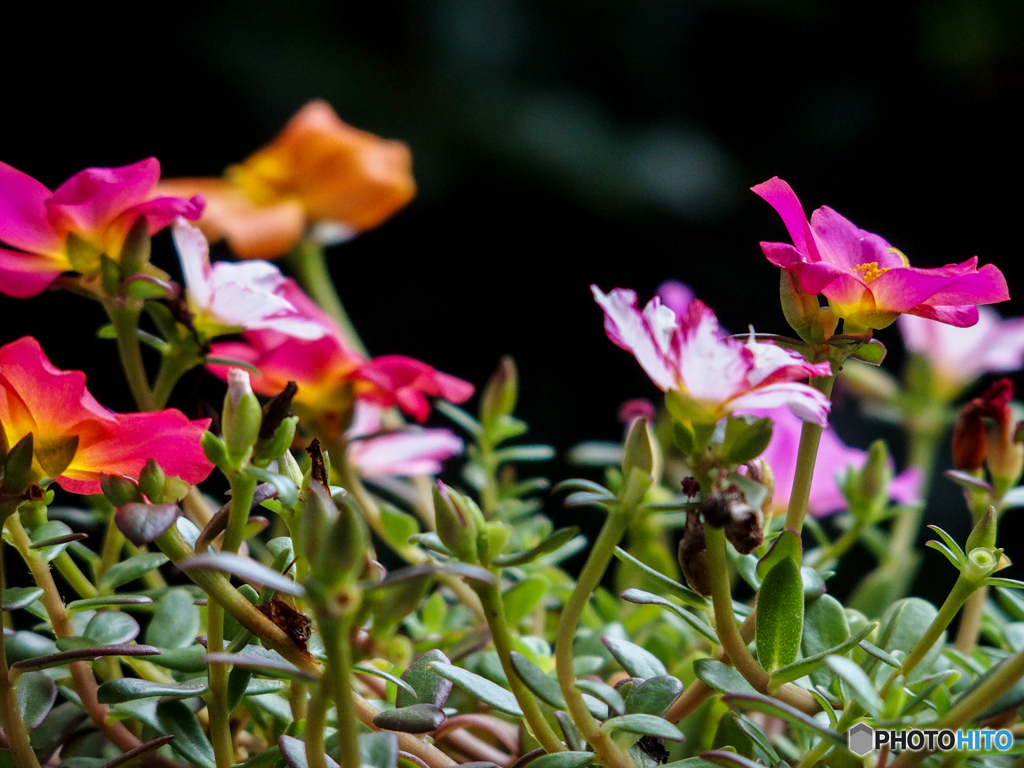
[346,403,463,477]
[173,220,327,341]
[592,285,833,426]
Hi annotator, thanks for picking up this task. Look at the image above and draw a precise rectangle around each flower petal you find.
[591,285,677,391]
[809,206,897,269]
[349,428,463,478]
[46,159,161,239]
[751,177,819,260]
[355,356,474,423]
[0,161,60,253]
[0,248,64,298]
[728,382,832,426]
[174,219,213,308]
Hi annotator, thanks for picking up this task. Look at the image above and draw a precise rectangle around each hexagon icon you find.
[848,723,875,756]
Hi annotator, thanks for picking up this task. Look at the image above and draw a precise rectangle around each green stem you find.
[154,524,320,675]
[888,420,943,558]
[900,576,975,681]
[555,506,636,768]
[53,551,99,599]
[286,239,368,357]
[222,471,259,555]
[474,579,565,753]
[891,643,1024,768]
[808,519,868,569]
[106,300,155,411]
[152,351,202,410]
[0,529,43,768]
[320,611,360,768]
[954,585,987,655]
[783,374,836,534]
[795,704,862,768]
[98,516,127,584]
[205,601,235,768]
[304,679,331,768]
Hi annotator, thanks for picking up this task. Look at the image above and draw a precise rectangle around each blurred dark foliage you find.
[2,0,1022,602]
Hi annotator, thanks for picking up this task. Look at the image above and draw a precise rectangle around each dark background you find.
[2,0,1022,601]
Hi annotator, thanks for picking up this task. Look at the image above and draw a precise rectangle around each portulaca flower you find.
[173,219,327,340]
[346,403,463,477]
[592,286,833,426]
[899,309,1024,399]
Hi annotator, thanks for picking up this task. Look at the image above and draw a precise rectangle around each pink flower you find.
[592,286,833,426]
[0,159,203,297]
[752,177,1009,330]
[173,220,327,340]
[750,406,922,517]
[0,337,213,495]
[346,403,463,477]
[899,308,1024,399]
[655,280,696,317]
[209,280,473,425]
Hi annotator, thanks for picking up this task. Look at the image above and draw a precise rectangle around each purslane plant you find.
[1,117,1023,768]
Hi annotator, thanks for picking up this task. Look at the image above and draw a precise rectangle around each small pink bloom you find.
[655,280,696,317]
[346,403,463,477]
[0,337,213,494]
[0,159,203,297]
[173,220,326,340]
[749,406,922,517]
[899,308,1024,398]
[208,280,473,424]
[592,286,833,426]
[752,177,1009,330]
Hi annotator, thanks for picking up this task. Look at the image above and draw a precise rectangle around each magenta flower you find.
[592,286,833,426]
[899,308,1024,399]
[346,403,463,477]
[173,220,327,340]
[752,177,1009,330]
[750,406,922,517]
[0,158,203,297]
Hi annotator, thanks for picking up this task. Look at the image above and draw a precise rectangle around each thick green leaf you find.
[849,340,886,365]
[492,526,582,567]
[502,576,549,626]
[99,552,169,591]
[83,611,140,646]
[65,595,152,613]
[428,661,523,716]
[2,587,43,611]
[204,649,316,681]
[876,598,943,682]
[245,467,299,509]
[700,750,764,768]
[771,622,876,688]
[575,679,625,714]
[613,547,709,609]
[113,698,215,768]
[601,714,684,742]
[353,664,417,698]
[756,531,802,579]
[625,675,684,717]
[98,677,208,703]
[178,552,304,596]
[720,416,773,465]
[380,505,420,550]
[278,734,339,768]
[692,659,757,695]
[29,702,87,761]
[619,589,718,644]
[510,651,566,709]
[721,693,843,746]
[29,522,75,562]
[602,636,667,680]
[824,656,882,715]
[396,650,454,708]
[731,717,780,764]
[17,671,57,730]
[145,589,200,649]
[756,557,804,673]
[528,752,594,768]
[802,594,850,691]
[148,646,207,672]
[372,703,446,733]
[115,503,181,546]
[360,731,399,768]
[10,644,159,672]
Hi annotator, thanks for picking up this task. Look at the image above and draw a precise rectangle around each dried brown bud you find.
[678,510,712,596]
[953,400,989,471]
[724,502,764,555]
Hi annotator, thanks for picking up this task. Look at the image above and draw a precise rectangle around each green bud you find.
[621,417,653,477]
[300,485,368,591]
[163,476,191,504]
[3,434,36,494]
[100,254,122,296]
[279,449,304,488]
[222,369,262,466]
[480,356,518,428]
[964,547,1001,583]
[966,507,998,552]
[119,217,151,278]
[780,270,823,344]
[254,416,298,467]
[478,521,511,565]
[432,482,479,562]
[138,459,166,503]
[857,440,893,509]
[201,432,231,468]
[101,474,143,507]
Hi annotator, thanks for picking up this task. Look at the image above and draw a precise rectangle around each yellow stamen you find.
[851,262,890,285]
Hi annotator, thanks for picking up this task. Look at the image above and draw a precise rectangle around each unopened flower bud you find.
[966,507,998,552]
[857,440,893,510]
[119,217,151,277]
[780,270,823,343]
[480,356,518,429]
[101,474,142,507]
[952,400,988,471]
[222,369,262,466]
[622,417,654,477]
[433,482,480,562]
[678,510,711,596]
[138,459,167,503]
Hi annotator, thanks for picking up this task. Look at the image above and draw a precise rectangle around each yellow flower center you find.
[851,262,890,285]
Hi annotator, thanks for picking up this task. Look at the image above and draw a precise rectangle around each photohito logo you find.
[847,725,1014,756]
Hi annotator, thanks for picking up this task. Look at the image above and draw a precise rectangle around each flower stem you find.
[900,575,975,681]
[205,600,235,768]
[474,579,565,753]
[222,471,259,555]
[319,611,360,768]
[0,528,43,768]
[783,374,836,534]
[106,300,156,411]
[888,419,943,559]
[286,238,368,357]
[53,551,99,599]
[954,585,987,654]
[304,679,332,768]
[555,506,636,768]
[152,351,202,410]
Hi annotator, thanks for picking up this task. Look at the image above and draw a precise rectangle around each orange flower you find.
[157,101,415,259]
